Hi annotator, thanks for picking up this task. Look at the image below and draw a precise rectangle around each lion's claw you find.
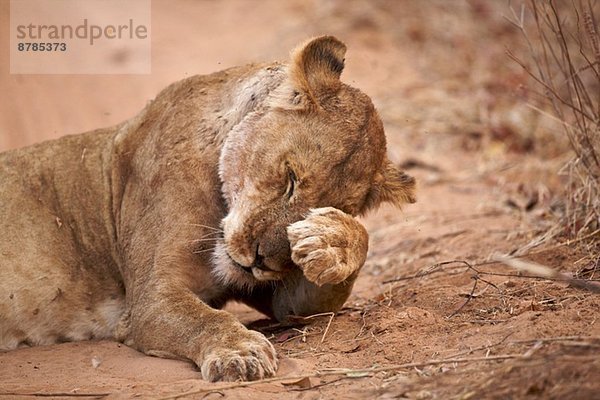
[200,328,277,382]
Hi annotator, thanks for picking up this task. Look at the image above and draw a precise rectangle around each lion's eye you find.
[286,169,297,199]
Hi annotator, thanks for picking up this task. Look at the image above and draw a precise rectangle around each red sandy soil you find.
[1,1,599,399]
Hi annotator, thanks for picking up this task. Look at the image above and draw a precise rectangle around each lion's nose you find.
[255,241,292,272]
[257,236,289,259]
[250,253,269,271]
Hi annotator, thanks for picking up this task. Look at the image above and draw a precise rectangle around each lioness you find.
[0,36,415,382]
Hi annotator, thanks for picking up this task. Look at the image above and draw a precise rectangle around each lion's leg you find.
[118,252,277,382]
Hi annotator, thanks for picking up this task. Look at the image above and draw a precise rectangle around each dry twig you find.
[383,260,473,284]
[0,392,109,398]
[495,255,600,293]
[448,276,479,318]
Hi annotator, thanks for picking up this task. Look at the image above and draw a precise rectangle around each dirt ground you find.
[1,1,599,399]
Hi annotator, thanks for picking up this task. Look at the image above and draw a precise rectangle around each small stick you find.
[320,313,335,344]
[383,260,472,284]
[511,335,600,344]
[0,392,109,398]
[445,332,515,359]
[448,276,478,318]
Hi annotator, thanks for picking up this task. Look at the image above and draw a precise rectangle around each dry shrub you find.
[507,1,600,240]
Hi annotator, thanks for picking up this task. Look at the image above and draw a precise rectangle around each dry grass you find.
[507,0,600,243]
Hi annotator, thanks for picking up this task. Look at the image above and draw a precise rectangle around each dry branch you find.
[495,255,600,293]
[383,260,473,284]
[0,392,109,398]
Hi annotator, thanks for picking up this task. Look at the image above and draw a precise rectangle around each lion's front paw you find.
[287,207,368,286]
[200,328,278,382]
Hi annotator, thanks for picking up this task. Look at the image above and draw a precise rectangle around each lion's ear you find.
[380,162,417,205]
[272,36,346,109]
[363,162,416,212]
[290,35,346,100]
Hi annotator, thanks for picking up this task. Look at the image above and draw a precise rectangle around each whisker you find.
[192,231,223,240]
[196,230,223,238]
[182,223,223,232]
[193,247,218,255]
[190,237,221,244]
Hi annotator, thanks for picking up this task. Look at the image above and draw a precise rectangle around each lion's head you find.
[215,36,415,288]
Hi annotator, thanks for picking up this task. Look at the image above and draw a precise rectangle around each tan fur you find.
[0,36,415,382]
